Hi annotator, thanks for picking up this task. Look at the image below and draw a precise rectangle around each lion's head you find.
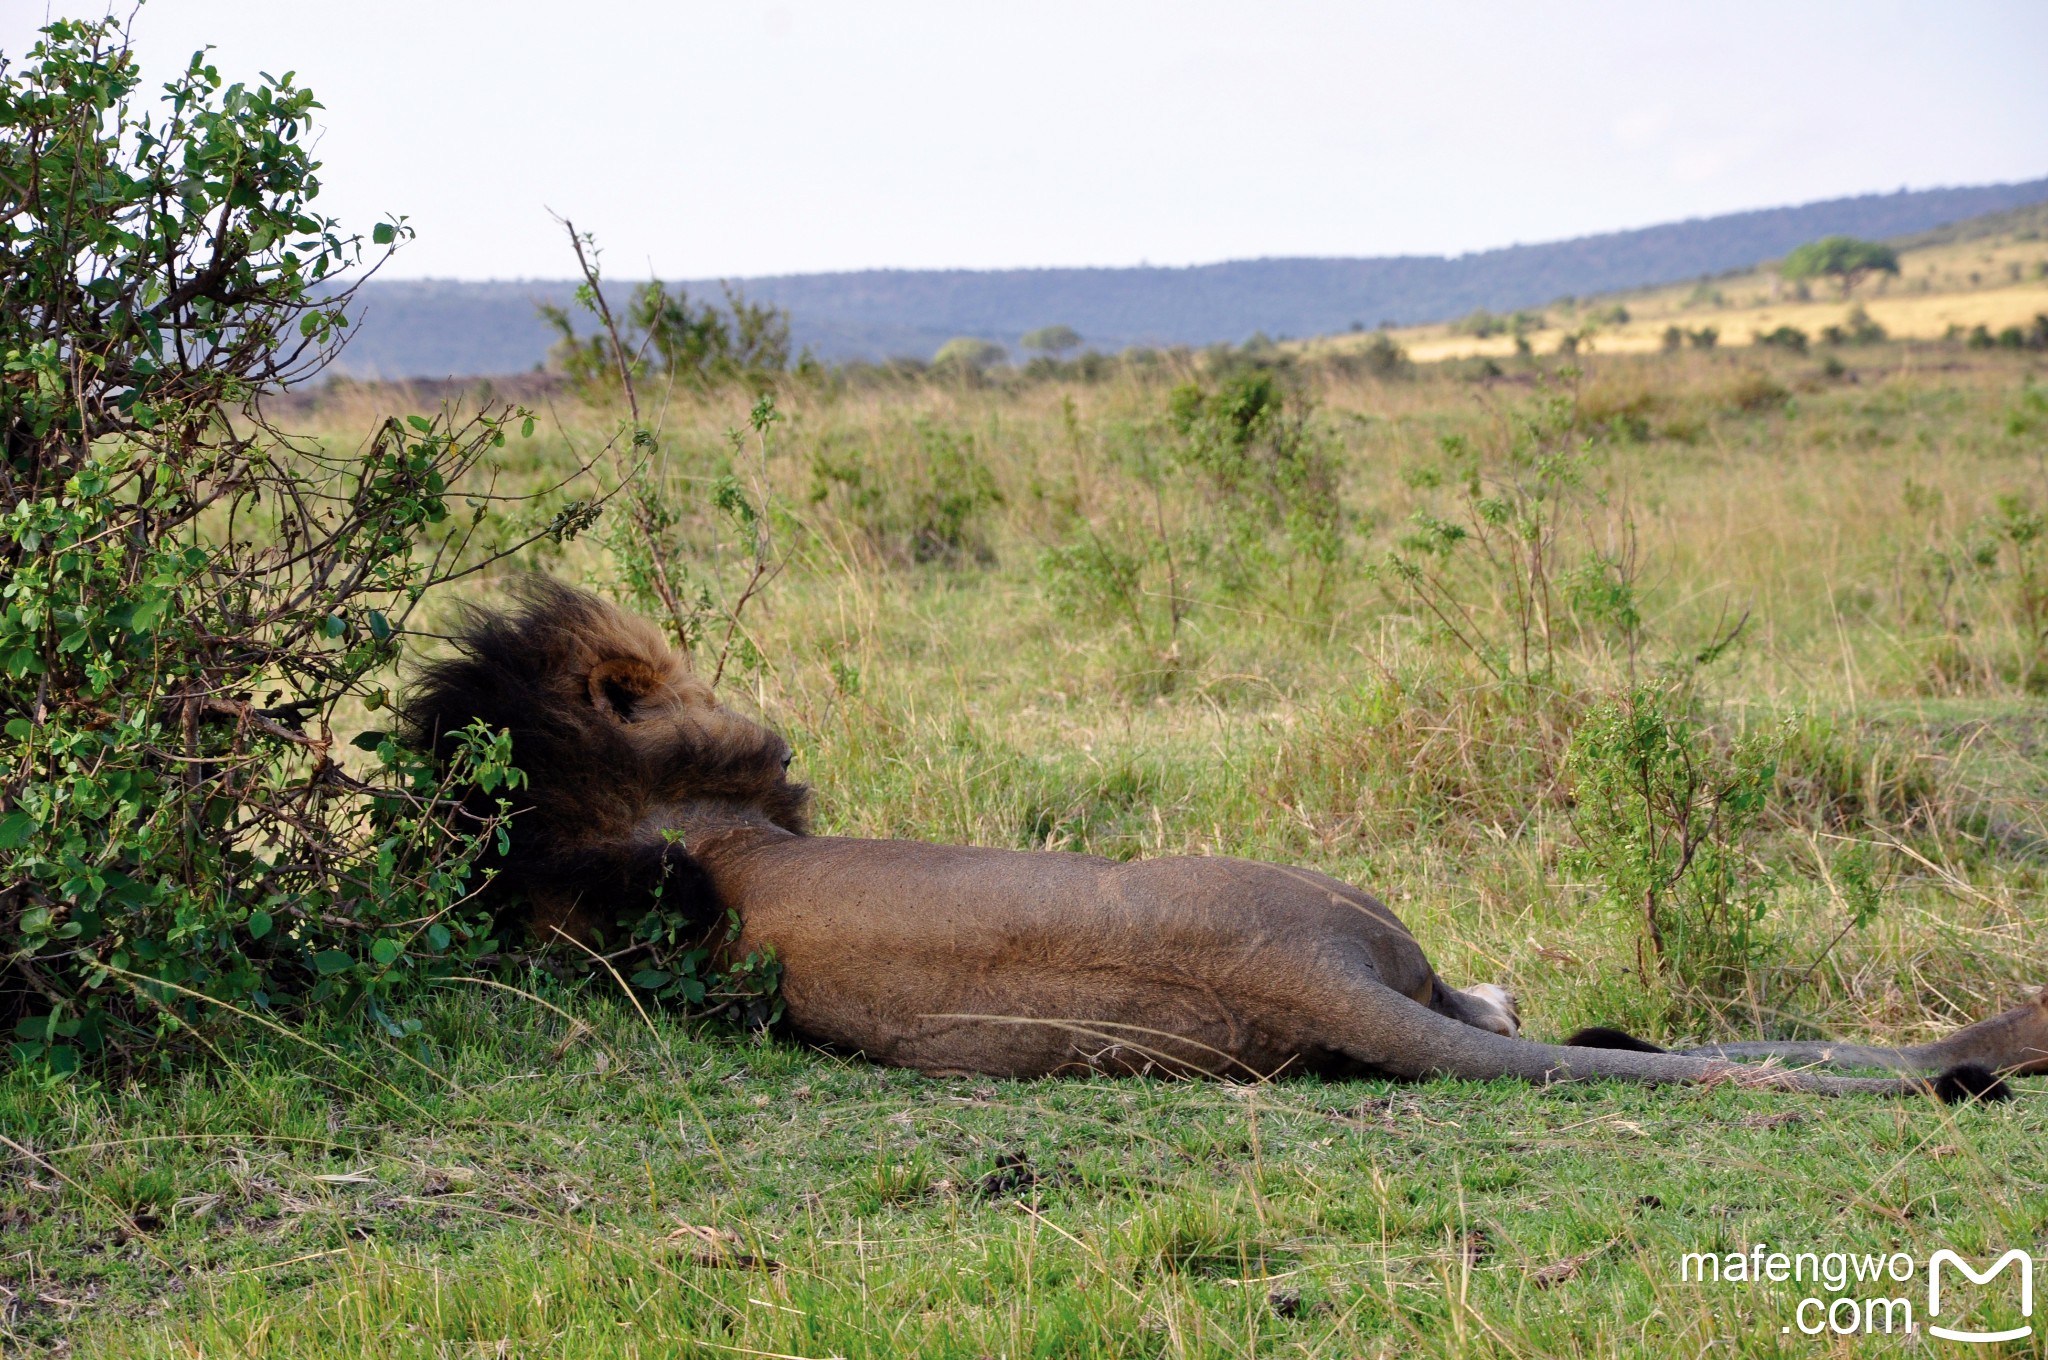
[400,577,809,937]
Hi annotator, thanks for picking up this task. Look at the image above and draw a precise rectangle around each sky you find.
[6,1,2047,281]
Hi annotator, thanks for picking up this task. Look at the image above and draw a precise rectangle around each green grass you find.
[12,344,2048,1355]
[6,983,2042,1357]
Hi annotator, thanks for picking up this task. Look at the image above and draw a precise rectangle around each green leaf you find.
[0,811,36,848]
[351,730,389,751]
[367,610,391,641]
[426,923,451,952]
[372,222,396,245]
[19,908,52,934]
[630,969,672,990]
[247,911,273,940]
[370,938,401,966]
[520,416,536,438]
[406,414,433,433]
[313,949,353,975]
[322,614,346,638]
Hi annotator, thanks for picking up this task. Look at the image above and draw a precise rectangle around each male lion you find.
[402,580,2045,1100]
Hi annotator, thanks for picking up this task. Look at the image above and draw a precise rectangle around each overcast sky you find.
[7,2,2046,280]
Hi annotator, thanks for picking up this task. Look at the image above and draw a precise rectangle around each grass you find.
[5,983,2043,1357]
[10,339,2048,1356]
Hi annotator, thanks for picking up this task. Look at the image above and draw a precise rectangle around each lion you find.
[401,580,2046,1100]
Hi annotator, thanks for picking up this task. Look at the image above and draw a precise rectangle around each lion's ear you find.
[587,658,664,721]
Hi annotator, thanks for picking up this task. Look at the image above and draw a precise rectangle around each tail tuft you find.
[1563,1026,1668,1054]
[1932,1064,2013,1105]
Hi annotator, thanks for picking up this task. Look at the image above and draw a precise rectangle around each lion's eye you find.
[781,751,794,770]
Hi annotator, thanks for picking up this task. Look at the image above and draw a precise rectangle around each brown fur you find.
[401,578,808,943]
[403,582,2048,1098]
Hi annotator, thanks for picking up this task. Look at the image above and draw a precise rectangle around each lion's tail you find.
[1319,975,2025,1103]
[1565,987,2048,1083]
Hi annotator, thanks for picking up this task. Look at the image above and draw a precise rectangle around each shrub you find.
[1650,325,1716,351]
[541,267,795,392]
[1819,305,1886,347]
[1167,373,1343,606]
[1356,331,1410,377]
[0,18,570,1066]
[932,337,1007,371]
[1566,690,1782,1009]
[631,279,792,377]
[1039,372,1343,654]
[1371,379,1646,683]
[1986,317,2048,351]
[1754,325,1809,354]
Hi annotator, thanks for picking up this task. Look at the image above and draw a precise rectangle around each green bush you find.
[1565,690,1782,1011]
[1819,304,1886,347]
[1167,372,1343,606]
[1372,378,1643,683]
[1754,325,1809,354]
[1355,330,1410,377]
[931,337,1007,371]
[542,272,796,394]
[1038,373,1344,664]
[0,18,561,1068]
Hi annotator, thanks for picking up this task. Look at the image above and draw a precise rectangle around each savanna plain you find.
[8,340,2048,1358]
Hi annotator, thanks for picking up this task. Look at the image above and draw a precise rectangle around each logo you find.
[1927,1249,2033,1344]
[1677,1242,2038,1341]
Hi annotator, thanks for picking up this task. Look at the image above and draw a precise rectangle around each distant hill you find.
[1889,195,2048,251]
[331,176,2048,378]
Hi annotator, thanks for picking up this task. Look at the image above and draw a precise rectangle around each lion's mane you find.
[399,578,809,939]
